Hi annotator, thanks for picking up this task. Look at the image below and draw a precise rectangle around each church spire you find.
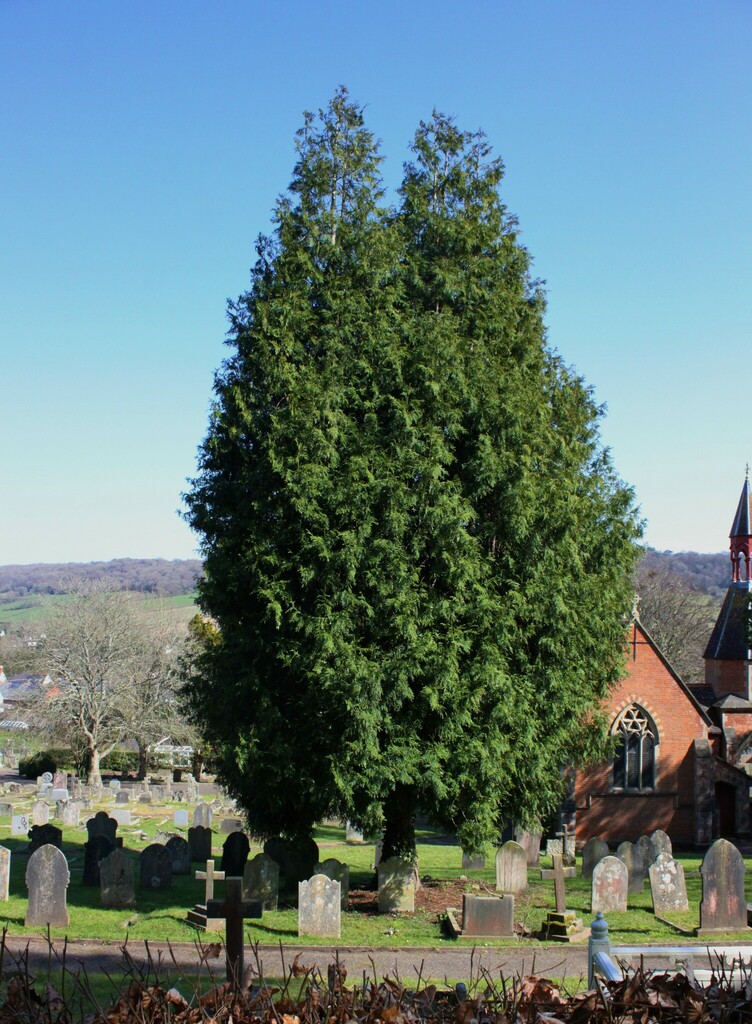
[729,472,752,581]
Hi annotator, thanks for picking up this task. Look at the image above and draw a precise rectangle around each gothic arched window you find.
[612,704,657,791]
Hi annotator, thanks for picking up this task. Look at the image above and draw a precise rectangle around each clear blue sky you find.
[2,1,750,564]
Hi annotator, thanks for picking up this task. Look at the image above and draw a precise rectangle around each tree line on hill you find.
[0,558,202,602]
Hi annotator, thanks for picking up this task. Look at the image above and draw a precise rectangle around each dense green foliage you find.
[184,89,642,858]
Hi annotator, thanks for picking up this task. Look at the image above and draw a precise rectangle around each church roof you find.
[710,693,752,710]
[703,581,752,660]
[730,476,752,537]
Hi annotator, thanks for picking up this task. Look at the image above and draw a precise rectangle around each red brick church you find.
[574,476,752,847]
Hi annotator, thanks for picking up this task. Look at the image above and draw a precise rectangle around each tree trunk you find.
[87,745,102,787]
[381,783,418,862]
[137,743,148,781]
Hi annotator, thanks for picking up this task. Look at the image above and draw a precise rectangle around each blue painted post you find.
[588,911,610,988]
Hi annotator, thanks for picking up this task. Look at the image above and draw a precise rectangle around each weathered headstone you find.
[139,844,172,890]
[193,804,212,827]
[516,828,542,867]
[582,837,609,879]
[221,832,250,877]
[188,825,212,863]
[83,835,115,886]
[314,857,349,909]
[591,855,628,914]
[345,821,365,843]
[61,802,81,827]
[461,851,486,870]
[28,824,63,855]
[495,841,528,893]
[459,894,514,937]
[264,836,319,888]
[25,845,69,926]
[699,838,747,932]
[110,809,132,827]
[109,779,121,793]
[0,803,13,817]
[100,848,136,909]
[616,840,645,894]
[0,846,10,900]
[86,812,118,845]
[647,829,672,866]
[220,818,243,834]
[53,771,67,790]
[206,877,262,984]
[115,791,130,805]
[636,834,651,864]
[173,809,189,828]
[11,814,29,836]
[649,852,689,914]
[31,801,49,826]
[51,789,68,804]
[243,853,279,911]
[298,874,340,937]
[377,856,415,913]
[166,836,192,875]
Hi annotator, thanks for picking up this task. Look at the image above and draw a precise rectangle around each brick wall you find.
[575,621,710,846]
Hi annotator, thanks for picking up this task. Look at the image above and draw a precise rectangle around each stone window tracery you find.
[612,704,657,791]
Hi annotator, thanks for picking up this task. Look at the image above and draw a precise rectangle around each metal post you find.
[588,911,610,989]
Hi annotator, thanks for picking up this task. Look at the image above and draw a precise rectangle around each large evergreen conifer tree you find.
[184,91,642,858]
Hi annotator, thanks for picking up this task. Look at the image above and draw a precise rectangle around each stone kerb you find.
[495,841,527,893]
[298,873,341,938]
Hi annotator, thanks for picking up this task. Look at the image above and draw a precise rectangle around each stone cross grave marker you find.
[298,873,341,938]
[100,848,136,909]
[591,855,628,914]
[25,844,70,927]
[539,854,584,940]
[582,837,609,879]
[221,832,250,877]
[243,852,279,911]
[314,857,349,909]
[377,856,415,913]
[647,829,672,866]
[206,876,262,985]
[196,860,225,903]
[649,851,689,914]
[616,840,645,894]
[0,846,10,900]
[699,837,747,933]
[552,853,566,913]
[495,840,527,893]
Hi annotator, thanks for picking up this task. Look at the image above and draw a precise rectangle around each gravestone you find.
[193,804,212,827]
[582,837,609,879]
[699,838,747,932]
[53,771,67,790]
[188,825,212,863]
[12,814,29,836]
[28,824,63,855]
[345,821,365,843]
[0,846,10,900]
[86,812,118,845]
[0,803,13,817]
[221,832,250,876]
[62,802,81,827]
[616,840,646,894]
[636,834,651,864]
[110,809,132,827]
[173,809,189,828]
[220,818,243,834]
[140,844,172,890]
[516,828,542,867]
[83,835,115,886]
[647,829,672,866]
[377,856,415,913]
[314,857,349,909]
[298,874,341,938]
[540,854,584,940]
[461,851,485,870]
[591,855,628,913]
[459,894,514,937]
[206,877,262,984]
[40,771,53,788]
[495,841,527,893]
[649,852,689,914]
[373,836,384,868]
[166,836,192,875]
[109,780,121,793]
[100,848,136,909]
[25,845,70,926]
[31,801,49,826]
[51,788,68,803]
[115,791,130,805]
[264,836,319,889]
[243,853,279,911]
[140,793,152,805]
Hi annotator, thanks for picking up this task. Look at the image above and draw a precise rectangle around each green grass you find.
[0,802,750,947]
[0,593,197,628]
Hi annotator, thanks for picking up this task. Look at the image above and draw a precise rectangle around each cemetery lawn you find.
[2,810,752,947]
